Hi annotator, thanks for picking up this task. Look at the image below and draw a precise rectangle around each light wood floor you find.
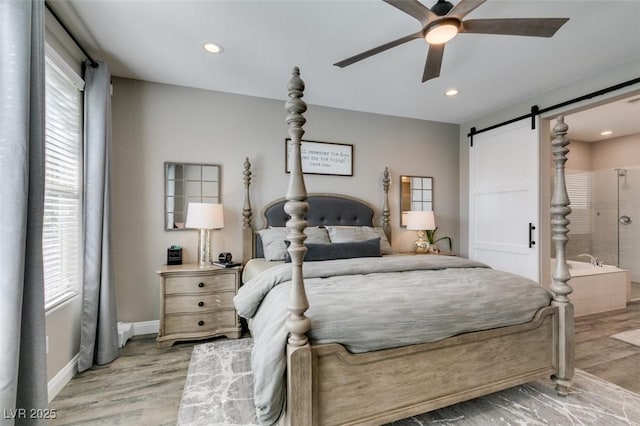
[50,301,640,425]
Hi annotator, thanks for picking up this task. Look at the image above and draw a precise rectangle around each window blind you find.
[565,171,591,235]
[43,46,84,310]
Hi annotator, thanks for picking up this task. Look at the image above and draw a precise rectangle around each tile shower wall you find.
[591,167,640,282]
[591,169,619,267]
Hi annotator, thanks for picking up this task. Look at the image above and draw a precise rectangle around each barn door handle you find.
[529,223,536,248]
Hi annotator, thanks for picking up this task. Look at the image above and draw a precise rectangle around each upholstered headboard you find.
[265,195,374,227]
[254,194,377,258]
[241,159,391,263]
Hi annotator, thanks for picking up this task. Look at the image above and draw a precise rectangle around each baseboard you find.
[48,353,79,403]
[131,320,159,337]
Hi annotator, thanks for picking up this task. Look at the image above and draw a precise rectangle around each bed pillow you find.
[257,226,330,261]
[325,225,393,254]
[284,238,381,262]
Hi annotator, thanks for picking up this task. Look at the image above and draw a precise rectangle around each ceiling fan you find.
[334,0,569,83]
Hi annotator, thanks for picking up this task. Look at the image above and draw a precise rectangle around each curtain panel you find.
[78,62,118,372]
[0,0,49,424]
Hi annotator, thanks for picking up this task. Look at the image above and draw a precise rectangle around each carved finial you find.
[383,167,390,192]
[285,67,310,348]
[242,157,252,229]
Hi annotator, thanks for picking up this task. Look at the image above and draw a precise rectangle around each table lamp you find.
[406,210,435,253]
[185,203,224,267]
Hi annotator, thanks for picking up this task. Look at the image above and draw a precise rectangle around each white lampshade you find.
[185,203,224,229]
[406,211,435,231]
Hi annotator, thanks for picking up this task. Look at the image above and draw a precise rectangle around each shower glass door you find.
[618,168,639,284]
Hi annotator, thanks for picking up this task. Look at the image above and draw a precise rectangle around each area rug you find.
[611,329,640,347]
[177,338,640,426]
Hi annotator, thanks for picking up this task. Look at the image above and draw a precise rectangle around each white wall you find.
[111,77,460,322]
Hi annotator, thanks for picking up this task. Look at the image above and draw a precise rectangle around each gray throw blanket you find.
[234,255,552,425]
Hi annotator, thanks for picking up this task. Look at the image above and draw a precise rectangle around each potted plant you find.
[425,227,452,254]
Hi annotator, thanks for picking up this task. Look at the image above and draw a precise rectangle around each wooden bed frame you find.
[242,67,574,426]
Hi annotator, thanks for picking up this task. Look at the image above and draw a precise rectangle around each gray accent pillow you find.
[257,226,330,261]
[285,238,381,262]
[326,226,393,254]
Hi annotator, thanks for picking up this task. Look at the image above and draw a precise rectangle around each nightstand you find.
[156,263,242,348]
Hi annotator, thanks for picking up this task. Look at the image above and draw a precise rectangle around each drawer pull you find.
[198,282,205,288]
[198,301,204,307]
[198,320,204,326]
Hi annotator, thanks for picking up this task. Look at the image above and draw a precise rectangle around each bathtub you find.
[550,259,631,317]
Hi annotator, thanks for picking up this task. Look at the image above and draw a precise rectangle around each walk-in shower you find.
[613,167,638,284]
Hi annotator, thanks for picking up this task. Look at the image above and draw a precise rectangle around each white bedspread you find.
[234,255,552,425]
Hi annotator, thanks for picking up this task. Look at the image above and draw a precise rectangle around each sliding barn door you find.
[469,119,540,282]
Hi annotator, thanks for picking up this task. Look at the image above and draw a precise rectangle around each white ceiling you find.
[49,0,640,131]
[563,94,640,142]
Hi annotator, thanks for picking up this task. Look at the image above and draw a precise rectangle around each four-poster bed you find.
[234,67,574,426]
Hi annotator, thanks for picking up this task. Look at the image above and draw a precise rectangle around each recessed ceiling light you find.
[445,89,459,96]
[600,130,613,136]
[203,42,223,54]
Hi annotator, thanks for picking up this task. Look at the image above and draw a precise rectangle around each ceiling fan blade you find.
[447,0,486,20]
[334,31,423,68]
[383,0,437,26]
[423,43,445,82]
[461,18,569,37]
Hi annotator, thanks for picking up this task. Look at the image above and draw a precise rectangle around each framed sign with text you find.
[285,139,353,176]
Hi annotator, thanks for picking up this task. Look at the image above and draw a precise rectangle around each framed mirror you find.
[165,162,221,230]
[400,175,433,227]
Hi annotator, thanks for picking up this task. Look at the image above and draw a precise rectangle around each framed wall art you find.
[285,139,353,176]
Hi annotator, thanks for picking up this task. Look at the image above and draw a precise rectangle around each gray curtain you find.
[0,0,49,424]
[78,62,118,372]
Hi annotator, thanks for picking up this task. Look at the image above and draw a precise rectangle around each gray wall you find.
[111,77,460,322]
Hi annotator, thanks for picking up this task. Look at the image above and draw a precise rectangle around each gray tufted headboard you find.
[241,160,392,263]
[254,194,377,258]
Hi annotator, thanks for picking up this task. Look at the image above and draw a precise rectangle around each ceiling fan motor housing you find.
[431,0,454,16]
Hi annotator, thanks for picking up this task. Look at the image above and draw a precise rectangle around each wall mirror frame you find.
[400,175,433,227]
[164,162,221,231]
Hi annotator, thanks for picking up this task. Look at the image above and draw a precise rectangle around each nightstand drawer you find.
[164,291,235,314]
[164,273,235,294]
[164,310,236,335]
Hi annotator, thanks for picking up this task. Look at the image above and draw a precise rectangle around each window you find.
[43,45,84,310]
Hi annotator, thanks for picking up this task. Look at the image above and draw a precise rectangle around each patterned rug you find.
[178,338,640,426]
[611,329,640,347]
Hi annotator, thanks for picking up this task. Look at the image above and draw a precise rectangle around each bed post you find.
[382,166,391,242]
[242,157,253,265]
[284,67,313,425]
[549,116,575,396]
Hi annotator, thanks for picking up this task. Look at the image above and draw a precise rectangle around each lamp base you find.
[197,229,212,267]
[414,231,431,254]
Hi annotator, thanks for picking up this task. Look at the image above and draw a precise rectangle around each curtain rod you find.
[467,77,640,140]
[45,1,98,68]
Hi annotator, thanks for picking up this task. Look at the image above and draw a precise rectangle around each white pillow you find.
[325,226,393,254]
[258,226,330,261]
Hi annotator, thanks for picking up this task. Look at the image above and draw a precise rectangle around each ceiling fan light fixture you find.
[445,89,459,96]
[424,19,459,45]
